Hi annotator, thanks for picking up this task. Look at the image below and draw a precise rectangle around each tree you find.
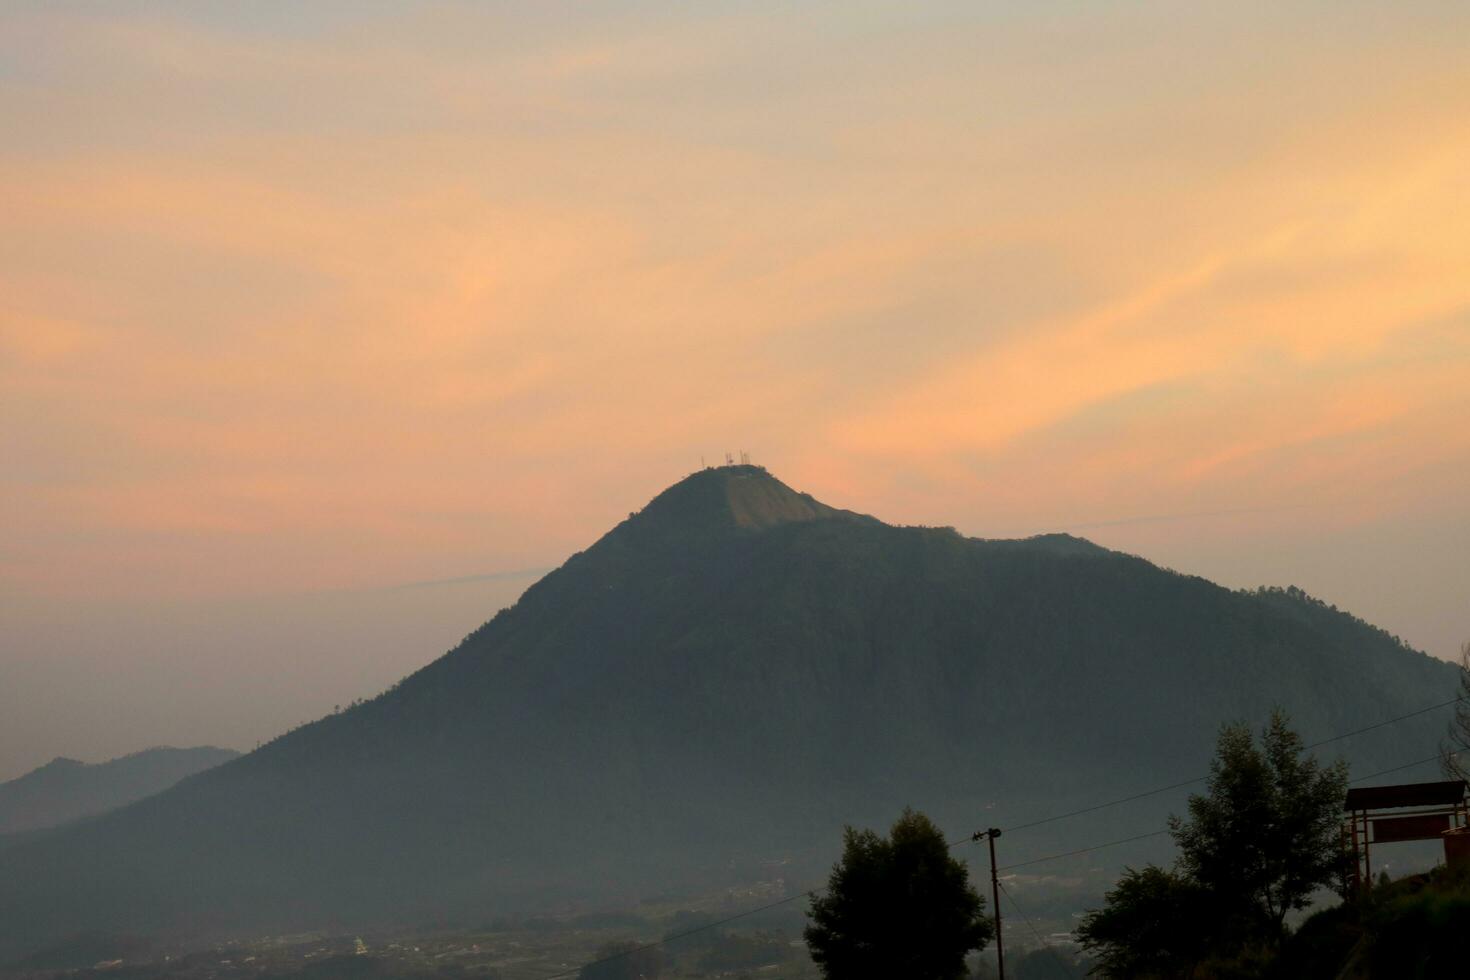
[1076,866,1215,979]
[805,808,992,980]
[1170,710,1348,936]
[1442,640,1470,783]
[1078,711,1349,977]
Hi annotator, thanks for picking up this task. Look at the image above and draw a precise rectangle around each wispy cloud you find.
[2,1,1468,602]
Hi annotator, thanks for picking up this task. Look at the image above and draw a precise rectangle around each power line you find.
[547,705,1464,977]
[995,748,1465,874]
[999,779,1204,837]
[1343,751,1456,785]
[998,880,1077,980]
[1305,699,1462,750]
[998,697,1461,836]
[999,830,1171,872]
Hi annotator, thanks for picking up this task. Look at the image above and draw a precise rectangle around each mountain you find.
[0,466,1457,959]
[0,746,239,835]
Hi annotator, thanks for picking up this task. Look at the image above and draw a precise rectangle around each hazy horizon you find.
[4,1,1469,782]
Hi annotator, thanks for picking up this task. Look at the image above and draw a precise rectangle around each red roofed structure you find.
[1343,779,1468,889]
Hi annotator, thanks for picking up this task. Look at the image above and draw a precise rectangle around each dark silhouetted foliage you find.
[1076,866,1230,978]
[1170,711,1349,935]
[805,809,991,979]
[1277,865,1470,979]
[1080,713,1349,978]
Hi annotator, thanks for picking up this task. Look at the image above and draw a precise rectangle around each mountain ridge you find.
[0,746,240,836]
[0,466,1456,959]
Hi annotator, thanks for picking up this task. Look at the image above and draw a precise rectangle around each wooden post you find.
[1349,810,1362,893]
[1363,813,1372,888]
[988,829,1005,980]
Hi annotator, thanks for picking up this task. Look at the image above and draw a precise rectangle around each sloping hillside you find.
[0,746,239,834]
[0,466,1455,958]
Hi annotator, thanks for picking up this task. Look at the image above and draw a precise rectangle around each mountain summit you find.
[0,468,1456,957]
[614,465,870,539]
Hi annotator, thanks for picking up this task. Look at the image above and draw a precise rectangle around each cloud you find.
[2,2,1468,602]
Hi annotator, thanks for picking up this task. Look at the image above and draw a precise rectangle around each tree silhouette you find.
[1080,711,1349,977]
[1171,710,1349,935]
[805,808,992,980]
[1076,866,1214,979]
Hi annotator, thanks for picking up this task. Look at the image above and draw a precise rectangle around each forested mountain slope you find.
[0,466,1455,959]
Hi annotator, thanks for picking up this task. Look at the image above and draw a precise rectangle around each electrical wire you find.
[998,830,1171,872]
[998,879,1078,980]
[997,697,1461,836]
[1304,699,1460,751]
[994,748,1465,874]
[547,705,1465,977]
[1343,751,1457,785]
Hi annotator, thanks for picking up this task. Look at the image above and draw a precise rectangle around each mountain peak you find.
[0,463,1458,954]
[625,464,865,539]
[38,757,84,772]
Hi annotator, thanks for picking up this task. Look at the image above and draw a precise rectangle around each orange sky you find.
[2,2,1468,777]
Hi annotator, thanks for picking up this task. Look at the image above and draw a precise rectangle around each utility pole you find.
[976,828,1005,980]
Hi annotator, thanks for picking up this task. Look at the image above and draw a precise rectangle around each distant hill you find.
[0,466,1457,959]
[0,746,239,835]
